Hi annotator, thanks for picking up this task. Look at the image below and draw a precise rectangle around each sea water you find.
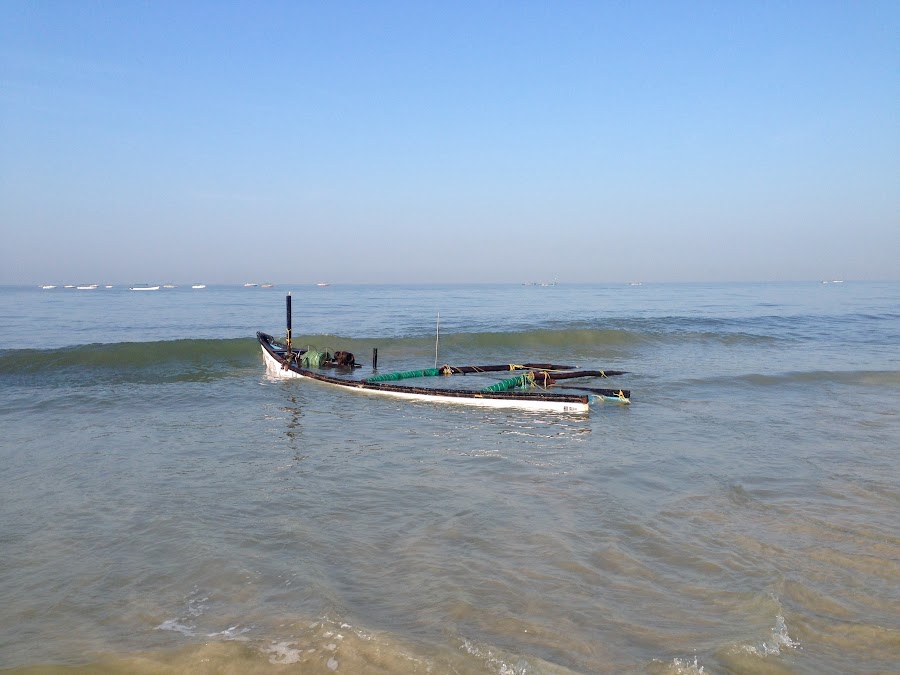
[0,282,897,673]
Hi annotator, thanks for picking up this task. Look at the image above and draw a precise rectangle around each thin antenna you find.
[434,311,440,368]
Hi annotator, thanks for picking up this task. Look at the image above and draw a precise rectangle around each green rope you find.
[481,373,534,393]
[300,349,329,368]
[365,368,443,382]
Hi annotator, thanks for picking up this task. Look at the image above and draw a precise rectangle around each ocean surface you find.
[0,282,897,674]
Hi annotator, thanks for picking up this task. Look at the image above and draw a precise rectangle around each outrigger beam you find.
[365,365,626,383]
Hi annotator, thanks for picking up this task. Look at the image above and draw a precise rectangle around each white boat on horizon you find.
[191,284,207,289]
[77,284,99,290]
[129,285,160,291]
[244,282,258,287]
[163,284,176,289]
[40,285,57,290]
[316,282,331,287]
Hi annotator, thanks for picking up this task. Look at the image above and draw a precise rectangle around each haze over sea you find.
[0,281,897,673]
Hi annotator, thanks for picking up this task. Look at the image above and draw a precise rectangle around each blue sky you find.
[1,1,897,284]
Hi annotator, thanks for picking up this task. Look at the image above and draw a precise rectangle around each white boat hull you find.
[260,346,589,413]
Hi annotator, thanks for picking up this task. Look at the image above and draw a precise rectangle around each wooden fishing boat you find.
[257,296,630,413]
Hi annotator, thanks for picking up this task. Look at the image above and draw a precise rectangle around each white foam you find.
[206,624,252,640]
[670,655,705,673]
[742,615,800,657]
[154,619,196,637]
[182,587,209,617]
[461,638,521,675]
[327,656,339,670]
[187,596,209,616]
[264,641,303,665]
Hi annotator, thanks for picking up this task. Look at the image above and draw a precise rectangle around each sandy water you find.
[0,282,897,673]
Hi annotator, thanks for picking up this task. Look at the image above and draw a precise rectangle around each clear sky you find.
[1,1,897,285]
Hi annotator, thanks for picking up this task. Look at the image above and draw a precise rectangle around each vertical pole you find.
[286,293,292,352]
[372,348,378,370]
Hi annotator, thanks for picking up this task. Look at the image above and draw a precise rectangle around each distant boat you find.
[77,284,99,290]
[40,285,56,289]
[261,283,275,288]
[163,284,176,289]
[105,285,113,289]
[316,282,330,287]
[191,284,207,289]
[129,285,160,291]
[244,283,258,287]
[64,285,75,289]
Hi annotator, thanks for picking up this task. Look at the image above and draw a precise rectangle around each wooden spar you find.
[364,364,625,383]
[439,363,576,374]
[532,369,628,381]
[512,370,631,401]
[553,383,631,400]
[529,371,624,388]
[437,366,627,378]
[364,363,578,383]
